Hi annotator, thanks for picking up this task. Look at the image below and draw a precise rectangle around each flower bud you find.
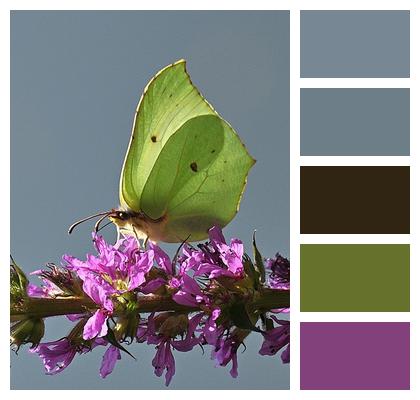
[114,314,140,342]
[155,313,189,338]
[10,318,45,351]
[10,259,28,304]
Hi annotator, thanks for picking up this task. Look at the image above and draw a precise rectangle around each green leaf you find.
[105,321,136,359]
[242,254,260,289]
[253,231,266,284]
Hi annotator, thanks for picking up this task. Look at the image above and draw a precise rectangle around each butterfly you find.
[69,60,255,243]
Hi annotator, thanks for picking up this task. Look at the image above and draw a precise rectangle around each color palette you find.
[300,244,410,312]
[300,166,410,234]
[300,322,410,390]
[299,9,411,391]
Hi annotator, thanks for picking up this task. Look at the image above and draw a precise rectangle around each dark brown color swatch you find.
[300,166,410,234]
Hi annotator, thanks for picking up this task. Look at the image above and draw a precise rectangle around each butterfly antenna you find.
[172,235,191,274]
[96,220,113,233]
[94,213,111,233]
[68,211,111,234]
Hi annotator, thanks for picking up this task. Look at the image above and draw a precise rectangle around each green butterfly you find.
[69,60,255,243]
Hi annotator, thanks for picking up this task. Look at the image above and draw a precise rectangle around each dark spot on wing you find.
[151,136,157,142]
[190,162,198,172]
[222,179,225,183]
[211,149,215,153]
[169,94,173,98]
[224,160,227,164]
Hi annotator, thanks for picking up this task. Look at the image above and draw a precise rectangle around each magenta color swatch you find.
[300,322,410,390]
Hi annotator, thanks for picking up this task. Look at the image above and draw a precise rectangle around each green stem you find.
[11,289,289,321]
[252,288,290,311]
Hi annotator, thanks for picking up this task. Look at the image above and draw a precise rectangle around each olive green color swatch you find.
[300,244,410,312]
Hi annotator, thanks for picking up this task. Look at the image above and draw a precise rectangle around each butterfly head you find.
[110,209,168,242]
[69,208,166,243]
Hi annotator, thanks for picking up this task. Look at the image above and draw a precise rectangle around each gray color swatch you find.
[300,88,410,156]
[301,11,410,78]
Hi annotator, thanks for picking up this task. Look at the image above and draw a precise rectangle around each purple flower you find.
[63,234,154,339]
[27,282,60,298]
[172,274,209,307]
[148,242,172,275]
[136,312,156,343]
[212,335,241,378]
[31,337,107,375]
[64,234,154,294]
[100,345,121,378]
[22,227,291,385]
[83,309,109,340]
[202,308,223,346]
[79,275,114,340]
[138,312,203,386]
[191,226,245,279]
[266,253,290,290]
[259,318,290,363]
[208,226,244,277]
[178,246,205,274]
[30,338,78,374]
[281,343,290,363]
[30,337,103,375]
[141,277,167,294]
[146,333,177,385]
[26,271,63,298]
[152,340,176,386]
[171,313,203,352]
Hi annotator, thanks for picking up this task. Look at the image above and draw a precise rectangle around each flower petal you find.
[208,225,226,245]
[82,275,114,312]
[99,345,121,378]
[83,309,108,340]
[164,341,176,386]
[141,277,167,294]
[149,242,172,274]
[281,344,290,363]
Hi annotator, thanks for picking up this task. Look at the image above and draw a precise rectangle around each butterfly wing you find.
[140,115,255,242]
[120,59,216,212]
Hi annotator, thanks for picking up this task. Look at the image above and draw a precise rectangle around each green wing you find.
[140,115,255,242]
[120,59,216,211]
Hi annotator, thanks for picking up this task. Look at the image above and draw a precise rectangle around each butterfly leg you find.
[115,227,121,244]
[131,224,145,249]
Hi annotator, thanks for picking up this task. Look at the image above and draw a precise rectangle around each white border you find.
[301,78,411,88]
[300,156,411,166]
[2,1,418,399]
[300,234,411,244]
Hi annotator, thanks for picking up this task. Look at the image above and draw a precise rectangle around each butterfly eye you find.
[118,212,125,219]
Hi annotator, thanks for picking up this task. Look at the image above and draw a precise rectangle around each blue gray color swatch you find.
[301,11,410,78]
[300,88,410,156]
